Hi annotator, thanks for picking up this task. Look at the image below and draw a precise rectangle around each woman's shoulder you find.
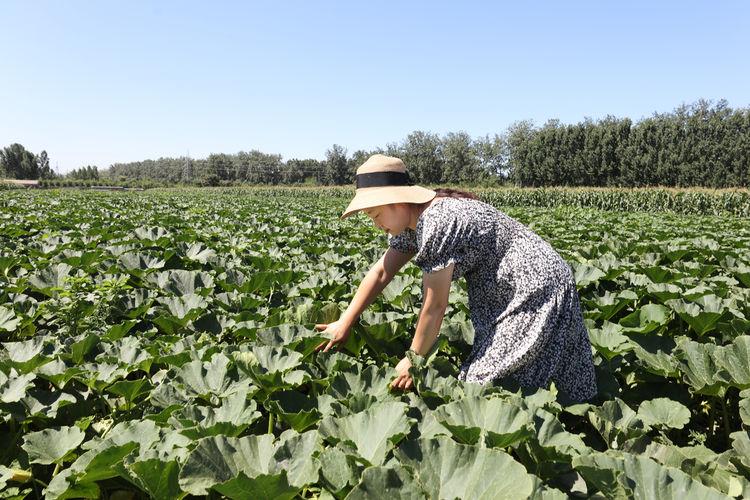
[419,196,493,226]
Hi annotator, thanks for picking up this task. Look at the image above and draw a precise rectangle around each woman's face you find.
[363,203,410,236]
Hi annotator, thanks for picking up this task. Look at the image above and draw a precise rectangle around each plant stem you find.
[267,413,274,435]
[52,462,61,478]
[33,477,49,488]
[721,395,732,446]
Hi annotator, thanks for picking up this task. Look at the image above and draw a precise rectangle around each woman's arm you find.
[410,263,453,355]
[391,262,454,390]
[339,247,414,328]
[316,246,413,352]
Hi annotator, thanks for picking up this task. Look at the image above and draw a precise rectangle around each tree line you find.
[3,99,748,188]
[0,144,54,180]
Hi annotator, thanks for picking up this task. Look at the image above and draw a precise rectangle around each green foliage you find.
[83,99,750,188]
[66,165,99,180]
[0,143,41,179]
[1,189,750,498]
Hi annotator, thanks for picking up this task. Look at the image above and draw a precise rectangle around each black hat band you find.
[356,171,414,189]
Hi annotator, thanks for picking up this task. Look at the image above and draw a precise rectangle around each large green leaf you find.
[636,398,690,429]
[395,436,535,499]
[588,398,648,449]
[318,401,413,465]
[675,340,725,395]
[714,336,750,389]
[28,263,73,295]
[169,388,261,438]
[0,306,20,332]
[234,345,308,392]
[122,457,185,500]
[0,370,35,403]
[666,295,727,336]
[573,451,731,499]
[266,390,321,432]
[148,269,214,296]
[434,396,532,448]
[619,303,671,334]
[587,321,631,360]
[21,426,85,465]
[346,465,427,499]
[177,434,303,499]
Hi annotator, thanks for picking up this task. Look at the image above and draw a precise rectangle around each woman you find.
[314,154,597,402]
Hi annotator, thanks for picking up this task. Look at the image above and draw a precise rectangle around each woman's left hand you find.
[390,356,413,391]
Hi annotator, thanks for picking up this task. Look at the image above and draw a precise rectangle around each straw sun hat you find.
[340,154,437,219]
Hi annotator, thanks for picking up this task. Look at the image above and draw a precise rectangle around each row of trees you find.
[102,99,750,188]
[511,100,750,187]
[0,145,102,182]
[4,99,749,187]
[66,166,100,180]
[101,133,505,187]
[0,144,54,179]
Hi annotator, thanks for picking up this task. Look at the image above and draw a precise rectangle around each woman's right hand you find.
[314,319,352,352]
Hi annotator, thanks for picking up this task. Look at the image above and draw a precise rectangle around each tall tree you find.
[442,131,480,184]
[324,144,349,185]
[0,143,38,179]
[400,131,443,184]
[473,134,507,182]
[37,150,54,179]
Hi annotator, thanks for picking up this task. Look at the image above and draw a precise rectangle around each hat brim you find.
[340,185,437,219]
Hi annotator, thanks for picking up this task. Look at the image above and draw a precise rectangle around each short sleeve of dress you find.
[388,228,418,254]
[414,203,467,278]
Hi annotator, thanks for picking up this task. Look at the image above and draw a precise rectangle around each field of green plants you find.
[1,190,750,499]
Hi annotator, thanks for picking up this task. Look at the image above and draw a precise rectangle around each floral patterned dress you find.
[388,197,597,402]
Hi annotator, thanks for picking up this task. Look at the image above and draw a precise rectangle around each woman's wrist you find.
[407,346,424,356]
[339,310,358,329]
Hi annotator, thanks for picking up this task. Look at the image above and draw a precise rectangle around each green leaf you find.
[434,396,532,448]
[169,388,261,438]
[318,401,413,466]
[318,446,357,493]
[21,426,85,465]
[666,296,727,336]
[588,398,647,449]
[714,336,750,389]
[177,434,301,498]
[272,430,322,488]
[347,465,427,499]
[619,303,671,333]
[637,398,691,429]
[234,345,307,392]
[0,306,20,332]
[266,390,321,432]
[107,379,153,404]
[572,264,606,287]
[573,451,731,500]
[118,252,165,274]
[1,370,35,403]
[587,321,631,360]
[28,263,73,295]
[149,269,214,296]
[396,436,535,499]
[123,458,185,500]
[675,340,726,395]
[739,390,750,426]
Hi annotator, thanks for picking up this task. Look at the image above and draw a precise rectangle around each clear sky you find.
[2,1,748,173]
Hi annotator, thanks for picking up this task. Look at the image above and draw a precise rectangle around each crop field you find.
[2,189,750,499]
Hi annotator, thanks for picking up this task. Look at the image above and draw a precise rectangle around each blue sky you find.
[1,1,748,173]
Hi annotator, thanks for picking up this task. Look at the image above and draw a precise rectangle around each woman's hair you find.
[433,188,478,200]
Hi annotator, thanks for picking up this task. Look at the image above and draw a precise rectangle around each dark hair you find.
[433,188,478,200]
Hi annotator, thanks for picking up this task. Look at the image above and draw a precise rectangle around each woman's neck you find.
[408,196,445,230]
